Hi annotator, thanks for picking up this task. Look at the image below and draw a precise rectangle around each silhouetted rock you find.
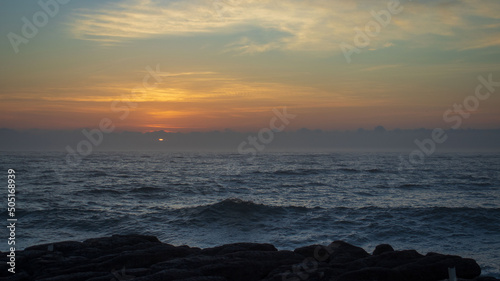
[0,234,495,281]
[294,244,323,258]
[373,244,395,255]
[200,243,277,256]
[327,240,370,263]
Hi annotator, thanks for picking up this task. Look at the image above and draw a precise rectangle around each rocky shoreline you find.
[0,234,498,281]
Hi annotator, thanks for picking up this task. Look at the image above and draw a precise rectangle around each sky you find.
[1,0,499,133]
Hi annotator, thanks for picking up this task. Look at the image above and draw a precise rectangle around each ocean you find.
[1,152,499,277]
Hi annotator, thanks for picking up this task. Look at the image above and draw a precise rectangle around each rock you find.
[83,234,161,249]
[373,244,395,255]
[200,259,267,281]
[94,243,199,270]
[370,250,424,268]
[0,235,492,281]
[150,255,231,271]
[25,240,84,253]
[294,244,325,259]
[178,277,228,281]
[86,268,151,281]
[327,241,371,263]
[0,271,31,281]
[200,243,277,256]
[336,267,402,281]
[393,254,481,281]
[130,268,201,281]
[474,277,500,281]
[36,271,108,281]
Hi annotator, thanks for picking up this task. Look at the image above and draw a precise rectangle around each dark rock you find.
[83,234,160,249]
[1,235,492,281]
[327,241,370,263]
[225,250,304,265]
[36,271,108,281]
[475,277,500,281]
[294,244,325,259]
[150,255,231,271]
[94,243,199,270]
[373,244,395,255]
[199,259,266,281]
[368,250,424,268]
[336,267,402,281]
[178,277,228,281]
[25,240,83,254]
[85,268,151,281]
[393,254,481,281]
[130,268,201,281]
[0,271,31,281]
[200,243,277,256]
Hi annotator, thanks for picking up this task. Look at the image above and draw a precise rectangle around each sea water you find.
[1,152,499,277]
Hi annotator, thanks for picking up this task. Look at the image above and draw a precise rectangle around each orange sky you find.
[1,0,499,132]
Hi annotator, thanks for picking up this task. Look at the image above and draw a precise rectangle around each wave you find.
[336,168,386,173]
[169,202,500,221]
[374,183,425,189]
[337,168,359,173]
[169,198,311,221]
[274,168,324,175]
[130,186,163,193]
[74,188,122,195]
[253,167,387,176]
[252,169,325,176]
[85,170,108,177]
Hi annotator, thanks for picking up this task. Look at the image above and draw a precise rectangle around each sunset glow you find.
[1,0,499,132]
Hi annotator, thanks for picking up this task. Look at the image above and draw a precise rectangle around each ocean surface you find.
[1,152,499,277]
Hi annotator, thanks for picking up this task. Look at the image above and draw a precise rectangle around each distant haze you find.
[1,128,499,153]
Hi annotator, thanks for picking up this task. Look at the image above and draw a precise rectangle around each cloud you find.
[360,64,401,72]
[69,0,500,53]
[3,70,329,106]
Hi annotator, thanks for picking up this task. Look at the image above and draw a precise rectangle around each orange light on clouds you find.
[1,0,500,132]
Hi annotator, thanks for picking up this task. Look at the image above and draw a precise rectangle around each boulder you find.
[373,244,395,255]
[327,241,370,263]
[200,243,277,256]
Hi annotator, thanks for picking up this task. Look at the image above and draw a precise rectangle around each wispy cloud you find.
[69,0,500,53]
